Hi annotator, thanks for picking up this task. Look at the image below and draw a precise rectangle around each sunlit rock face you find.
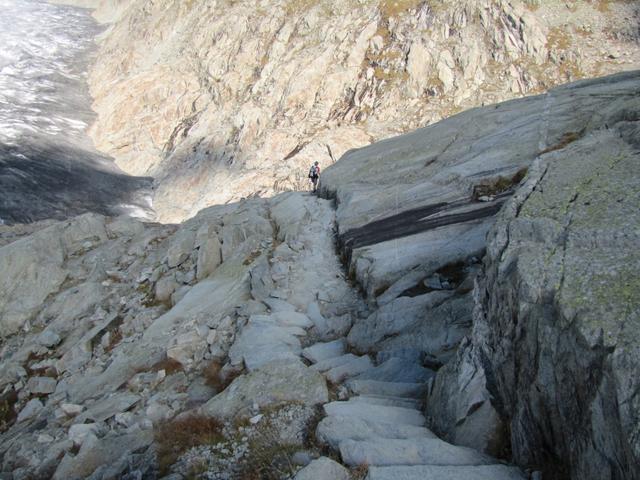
[0,0,152,225]
[59,0,640,222]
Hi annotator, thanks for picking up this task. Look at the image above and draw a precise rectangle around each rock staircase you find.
[301,337,525,480]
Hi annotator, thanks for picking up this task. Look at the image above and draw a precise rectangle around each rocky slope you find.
[1,68,638,479]
[320,69,640,479]
[58,0,640,222]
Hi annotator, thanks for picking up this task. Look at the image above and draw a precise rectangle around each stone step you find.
[323,401,425,427]
[242,346,301,371]
[340,438,495,468]
[311,353,360,372]
[355,357,435,383]
[317,415,436,450]
[365,464,526,480]
[345,379,428,399]
[325,355,374,383]
[302,338,347,363]
[348,395,422,410]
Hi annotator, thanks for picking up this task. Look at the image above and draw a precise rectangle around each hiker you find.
[308,161,320,193]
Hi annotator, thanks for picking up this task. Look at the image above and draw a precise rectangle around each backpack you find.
[308,165,319,179]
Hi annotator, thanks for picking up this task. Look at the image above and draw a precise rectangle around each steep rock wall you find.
[427,72,640,479]
[320,70,640,479]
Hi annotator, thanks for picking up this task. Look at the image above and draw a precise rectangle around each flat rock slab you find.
[323,401,425,426]
[294,456,350,480]
[311,353,360,372]
[53,429,153,480]
[366,464,526,480]
[317,415,436,450]
[348,395,421,409]
[355,357,435,383]
[346,379,428,399]
[326,355,374,383]
[303,338,347,363]
[201,360,328,419]
[75,393,140,424]
[252,312,314,329]
[340,438,495,467]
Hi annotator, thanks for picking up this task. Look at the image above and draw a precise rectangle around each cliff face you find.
[61,0,639,221]
[320,70,640,479]
[424,72,640,479]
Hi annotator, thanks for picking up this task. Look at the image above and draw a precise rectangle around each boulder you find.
[27,377,57,395]
[294,457,350,480]
[53,430,153,480]
[17,398,44,422]
[303,338,347,363]
[200,360,328,419]
[0,227,66,337]
[196,231,222,281]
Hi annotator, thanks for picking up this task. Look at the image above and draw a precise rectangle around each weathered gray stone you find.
[294,456,350,480]
[317,415,436,450]
[201,360,328,419]
[75,393,141,423]
[196,231,222,281]
[355,357,434,383]
[27,376,57,395]
[53,430,153,480]
[303,338,347,363]
[340,437,495,467]
[60,403,84,417]
[311,353,360,372]
[366,464,526,480]
[348,395,421,410]
[346,380,428,399]
[347,292,452,352]
[68,423,101,446]
[324,401,425,426]
[325,355,374,383]
[17,398,43,422]
[37,330,61,348]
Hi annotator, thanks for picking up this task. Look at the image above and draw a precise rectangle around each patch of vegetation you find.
[243,250,262,266]
[155,415,225,475]
[546,26,572,51]
[539,131,583,155]
[473,167,529,199]
[0,390,18,433]
[151,357,185,375]
[351,463,370,479]
[237,404,311,480]
[379,0,423,18]
[202,361,243,392]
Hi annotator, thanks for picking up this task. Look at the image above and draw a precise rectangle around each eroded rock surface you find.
[58,0,640,221]
[1,71,639,479]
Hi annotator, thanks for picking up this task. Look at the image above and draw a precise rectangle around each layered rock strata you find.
[320,70,640,479]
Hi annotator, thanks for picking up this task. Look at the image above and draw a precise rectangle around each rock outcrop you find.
[319,70,640,479]
[427,76,640,478]
[58,0,640,222]
[1,70,639,479]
